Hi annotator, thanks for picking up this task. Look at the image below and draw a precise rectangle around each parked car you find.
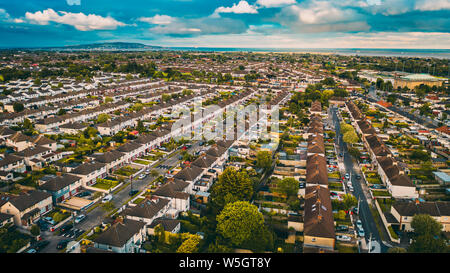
[34,240,50,251]
[356,175,361,180]
[348,185,354,192]
[345,173,350,179]
[43,216,56,225]
[60,223,73,233]
[138,174,146,180]
[352,207,359,215]
[336,235,352,242]
[37,219,49,231]
[56,240,70,250]
[356,220,363,229]
[336,225,349,232]
[26,249,37,253]
[357,227,365,237]
[77,191,91,198]
[129,189,139,196]
[102,194,113,203]
[74,214,86,224]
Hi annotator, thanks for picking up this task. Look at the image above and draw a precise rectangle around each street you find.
[330,106,389,253]
[39,140,204,253]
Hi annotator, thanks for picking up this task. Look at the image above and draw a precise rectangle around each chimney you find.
[116,215,124,224]
[317,214,323,222]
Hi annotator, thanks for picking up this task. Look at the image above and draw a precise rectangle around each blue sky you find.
[0,0,449,48]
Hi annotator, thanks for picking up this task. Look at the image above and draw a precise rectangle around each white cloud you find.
[154,31,450,49]
[66,0,81,6]
[414,0,450,11]
[367,0,450,15]
[139,15,174,25]
[25,8,126,31]
[275,0,369,32]
[256,0,297,8]
[213,1,258,15]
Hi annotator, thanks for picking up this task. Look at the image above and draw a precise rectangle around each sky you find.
[0,0,449,48]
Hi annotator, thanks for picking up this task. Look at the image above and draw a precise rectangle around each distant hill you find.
[41,42,164,51]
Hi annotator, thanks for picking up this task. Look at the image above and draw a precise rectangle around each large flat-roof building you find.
[393,73,445,89]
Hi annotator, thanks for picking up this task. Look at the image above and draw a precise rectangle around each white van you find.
[102,194,113,203]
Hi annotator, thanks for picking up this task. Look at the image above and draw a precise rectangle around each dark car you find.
[60,223,73,233]
[34,240,50,251]
[77,191,91,198]
[356,175,361,180]
[37,219,49,231]
[129,189,139,196]
[56,240,70,250]
[336,225,349,232]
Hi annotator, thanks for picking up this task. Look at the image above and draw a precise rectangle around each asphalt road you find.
[40,141,204,253]
[330,106,389,253]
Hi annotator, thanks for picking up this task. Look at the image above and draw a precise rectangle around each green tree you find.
[176,234,201,253]
[210,167,253,208]
[410,149,431,162]
[23,118,33,130]
[154,224,166,245]
[57,109,66,116]
[342,194,357,210]
[278,177,299,197]
[388,247,407,253]
[131,103,144,112]
[104,97,113,103]
[101,201,115,212]
[343,130,359,145]
[150,170,159,177]
[30,224,40,237]
[256,151,272,170]
[216,201,264,246]
[408,214,448,253]
[136,120,145,133]
[53,212,66,223]
[340,123,354,134]
[13,102,24,113]
[96,113,111,124]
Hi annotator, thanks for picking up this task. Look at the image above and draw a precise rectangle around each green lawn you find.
[388,226,399,240]
[114,166,140,177]
[377,198,395,213]
[367,177,382,184]
[133,159,151,165]
[132,197,145,204]
[372,190,391,197]
[336,243,358,253]
[93,178,120,190]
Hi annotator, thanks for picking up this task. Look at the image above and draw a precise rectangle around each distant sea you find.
[168,47,450,59]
